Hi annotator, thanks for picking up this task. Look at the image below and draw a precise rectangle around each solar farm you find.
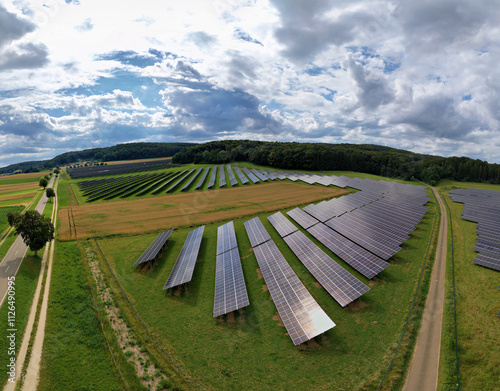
[65,161,451,390]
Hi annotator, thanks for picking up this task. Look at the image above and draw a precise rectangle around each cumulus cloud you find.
[0,4,36,48]
[0,42,49,71]
[75,18,93,32]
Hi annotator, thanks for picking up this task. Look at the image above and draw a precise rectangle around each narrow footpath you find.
[403,187,448,391]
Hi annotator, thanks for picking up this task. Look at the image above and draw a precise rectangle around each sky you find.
[0,0,499,167]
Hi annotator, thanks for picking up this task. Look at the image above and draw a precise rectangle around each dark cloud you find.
[0,42,49,71]
[270,0,362,61]
[388,96,481,140]
[188,31,217,47]
[226,51,258,81]
[234,28,263,46]
[396,0,496,52]
[0,4,36,48]
[346,56,394,110]
[75,18,93,32]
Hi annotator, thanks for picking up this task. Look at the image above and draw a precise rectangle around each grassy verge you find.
[93,188,437,391]
[37,241,124,391]
[0,254,41,386]
[437,180,500,391]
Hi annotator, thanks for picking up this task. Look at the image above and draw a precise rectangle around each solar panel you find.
[216,221,238,255]
[207,166,217,189]
[253,240,335,346]
[194,167,211,190]
[287,207,320,229]
[242,167,260,183]
[134,229,174,266]
[283,231,369,307]
[226,165,238,186]
[234,166,249,184]
[473,251,500,271]
[252,169,269,182]
[307,223,389,279]
[243,217,271,248]
[163,226,205,289]
[219,165,227,187]
[213,247,250,317]
[267,212,298,238]
[180,167,203,191]
[166,169,194,193]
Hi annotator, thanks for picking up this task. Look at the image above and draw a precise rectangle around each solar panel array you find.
[287,207,320,229]
[283,231,370,307]
[214,221,249,317]
[134,229,174,266]
[216,221,238,256]
[180,168,203,191]
[243,217,271,247]
[252,240,335,345]
[252,169,269,182]
[234,166,249,184]
[167,169,194,193]
[308,223,389,279]
[226,165,238,187]
[242,167,260,183]
[450,188,500,272]
[164,226,205,289]
[207,166,217,189]
[267,211,298,238]
[194,167,211,190]
[219,165,226,187]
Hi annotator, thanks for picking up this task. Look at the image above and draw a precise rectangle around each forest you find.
[0,142,194,174]
[172,140,500,185]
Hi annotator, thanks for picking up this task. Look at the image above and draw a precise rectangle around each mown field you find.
[58,182,348,240]
[437,180,500,391]
[90,179,437,390]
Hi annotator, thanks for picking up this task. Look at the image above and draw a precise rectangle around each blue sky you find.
[0,0,499,167]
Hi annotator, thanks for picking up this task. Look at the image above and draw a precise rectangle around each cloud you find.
[188,31,217,47]
[234,28,263,46]
[0,42,49,71]
[75,18,93,32]
[0,4,36,48]
[346,55,394,110]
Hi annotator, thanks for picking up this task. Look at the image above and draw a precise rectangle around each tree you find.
[12,211,54,257]
[46,187,56,201]
[7,211,21,227]
[54,168,60,175]
[39,177,48,189]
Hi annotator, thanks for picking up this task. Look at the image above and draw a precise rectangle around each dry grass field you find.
[58,182,348,240]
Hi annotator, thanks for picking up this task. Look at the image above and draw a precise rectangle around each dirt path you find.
[403,187,447,391]
[2,177,58,391]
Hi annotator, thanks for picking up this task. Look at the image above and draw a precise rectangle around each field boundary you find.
[377,186,439,390]
[93,237,200,390]
[440,192,461,390]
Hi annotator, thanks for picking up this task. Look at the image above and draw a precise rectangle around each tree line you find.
[172,140,500,185]
[0,142,195,175]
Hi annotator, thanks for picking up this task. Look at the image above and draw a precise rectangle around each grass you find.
[37,241,124,391]
[0,253,41,387]
[92,187,437,391]
[0,206,24,233]
[437,180,500,391]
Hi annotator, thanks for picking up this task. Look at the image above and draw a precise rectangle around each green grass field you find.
[92,185,437,391]
[0,253,41,387]
[38,241,125,391]
[437,180,500,391]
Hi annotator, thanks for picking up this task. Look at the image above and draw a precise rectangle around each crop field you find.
[0,174,44,207]
[58,182,348,240]
[437,180,500,391]
[91,188,437,391]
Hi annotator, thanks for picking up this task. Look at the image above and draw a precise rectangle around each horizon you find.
[1,1,499,167]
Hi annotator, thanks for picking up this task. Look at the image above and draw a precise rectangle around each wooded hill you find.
[172,140,500,185]
[0,142,195,174]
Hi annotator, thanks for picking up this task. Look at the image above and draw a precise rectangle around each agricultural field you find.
[90,183,437,390]
[58,181,347,240]
[0,172,48,208]
[437,180,500,391]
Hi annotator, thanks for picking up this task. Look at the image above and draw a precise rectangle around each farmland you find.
[58,182,348,240]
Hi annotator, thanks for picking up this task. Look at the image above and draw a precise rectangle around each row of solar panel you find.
[450,188,500,272]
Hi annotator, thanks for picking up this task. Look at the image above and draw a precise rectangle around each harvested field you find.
[0,192,37,203]
[58,182,348,240]
[0,182,38,195]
